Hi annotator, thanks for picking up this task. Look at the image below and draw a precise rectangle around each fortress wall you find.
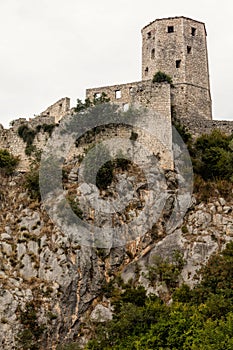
[0,116,56,171]
[172,84,212,120]
[86,80,171,120]
[86,80,173,169]
[39,97,70,123]
[69,123,173,170]
[176,116,233,138]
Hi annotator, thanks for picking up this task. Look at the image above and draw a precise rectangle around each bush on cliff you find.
[0,149,19,175]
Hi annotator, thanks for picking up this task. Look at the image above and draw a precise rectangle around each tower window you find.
[151,48,155,59]
[187,46,192,54]
[176,60,181,68]
[191,27,196,36]
[147,31,151,39]
[115,90,121,99]
[145,67,149,76]
[168,26,174,33]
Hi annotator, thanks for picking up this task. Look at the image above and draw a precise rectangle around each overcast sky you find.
[0,0,232,127]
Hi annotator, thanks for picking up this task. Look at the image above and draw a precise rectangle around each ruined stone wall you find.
[0,116,56,171]
[39,97,70,123]
[86,80,173,169]
[70,123,173,170]
[175,116,233,138]
[86,80,171,119]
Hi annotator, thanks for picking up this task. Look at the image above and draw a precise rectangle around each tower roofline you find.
[142,16,207,35]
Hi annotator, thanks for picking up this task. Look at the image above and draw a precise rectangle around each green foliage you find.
[18,123,56,155]
[18,124,37,146]
[148,251,185,290]
[24,165,40,200]
[173,121,192,144]
[83,242,233,349]
[36,123,56,136]
[0,149,19,175]
[190,130,233,182]
[18,301,46,350]
[174,128,233,200]
[74,93,110,112]
[96,161,114,190]
[152,71,173,85]
[68,196,83,219]
[57,344,81,350]
[83,143,114,190]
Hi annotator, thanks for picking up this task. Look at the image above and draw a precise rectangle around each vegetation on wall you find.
[152,71,173,85]
[18,123,56,156]
[74,92,110,112]
[0,149,19,175]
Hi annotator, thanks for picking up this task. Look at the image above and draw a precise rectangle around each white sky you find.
[0,0,232,127]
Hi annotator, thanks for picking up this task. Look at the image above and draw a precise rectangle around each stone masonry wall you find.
[86,80,173,169]
[39,97,70,123]
[141,17,212,120]
[175,116,233,139]
[86,80,171,119]
[0,116,56,171]
[171,83,212,120]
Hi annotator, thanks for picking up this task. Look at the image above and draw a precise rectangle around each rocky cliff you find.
[0,157,232,349]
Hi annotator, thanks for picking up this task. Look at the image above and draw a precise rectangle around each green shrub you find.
[74,93,110,112]
[18,123,56,156]
[152,71,173,85]
[148,251,185,290]
[85,242,233,350]
[18,301,46,350]
[24,166,40,200]
[191,130,233,181]
[0,149,19,175]
[68,196,83,219]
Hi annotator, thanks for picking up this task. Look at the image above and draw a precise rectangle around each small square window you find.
[187,46,192,54]
[191,27,196,36]
[147,31,151,39]
[145,67,149,76]
[176,60,181,68]
[168,26,174,33]
[115,90,121,99]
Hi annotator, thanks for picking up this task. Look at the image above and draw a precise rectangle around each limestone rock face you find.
[0,170,232,349]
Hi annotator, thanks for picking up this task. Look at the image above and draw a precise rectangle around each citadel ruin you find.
[1,16,233,171]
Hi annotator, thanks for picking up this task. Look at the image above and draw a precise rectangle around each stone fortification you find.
[0,116,56,171]
[39,97,70,123]
[86,80,171,119]
[141,17,212,120]
[175,116,233,138]
[0,16,232,173]
[87,16,212,121]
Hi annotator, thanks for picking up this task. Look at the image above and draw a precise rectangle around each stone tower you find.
[141,17,212,120]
